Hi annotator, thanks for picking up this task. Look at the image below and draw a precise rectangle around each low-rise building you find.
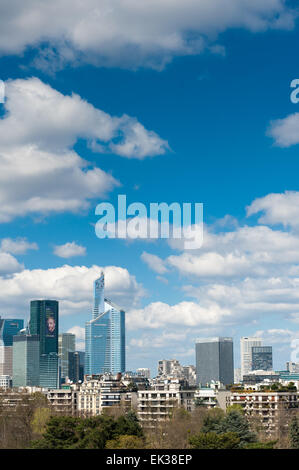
[194,382,230,410]
[0,375,12,390]
[227,389,298,435]
[47,385,78,415]
[137,378,196,428]
[77,374,137,416]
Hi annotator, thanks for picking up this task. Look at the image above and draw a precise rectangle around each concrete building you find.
[0,375,12,390]
[194,383,230,410]
[137,379,195,428]
[240,337,262,378]
[157,360,196,386]
[196,337,234,386]
[286,362,299,373]
[136,368,151,379]
[227,389,298,435]
[47,386,78,415]
[77,374,136,416]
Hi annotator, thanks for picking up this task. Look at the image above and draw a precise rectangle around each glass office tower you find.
[12,335,40,387]
[85,273,125,375]
[251,346,273,371]
[29,300,59,388]
[196,337,234,386]
[0,317,24,376]
[58,333,75,380]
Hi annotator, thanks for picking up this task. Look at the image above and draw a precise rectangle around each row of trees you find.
[1,392,299,449]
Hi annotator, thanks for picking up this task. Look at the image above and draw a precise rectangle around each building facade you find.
[137,379,195,428]
[251,346,273,371]
[12,335,40,387]
[0,317,24,376]
[227,390,298,435]
[196,337,234,386]
[30,300,59,388]
[240,337,262,378]
[58,333,76,380]
[85,274,125,375]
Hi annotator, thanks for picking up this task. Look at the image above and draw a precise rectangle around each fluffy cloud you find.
[53,242,86,258]
[0,1,295,70]
[127,300,232,330]
[247,191,299,228]
[141,251,168,274]
[0,237,38,254]
[136,192,299,335]
[268,112,299,147]
[0,77,168,222]
[0,264,145,317]
[0,252,23,276]
[166,223,299,279]
[67,325,85,351]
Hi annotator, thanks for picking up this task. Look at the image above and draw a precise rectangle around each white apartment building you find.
[194,382,230,410]
[0,375,12,390]
[240,337,262,379]
[77,376,137,416]
[157,359,196,385]
[227,390,298,435]
[137,379,195,427]
[47,387,78,415]
[136,368,151,379]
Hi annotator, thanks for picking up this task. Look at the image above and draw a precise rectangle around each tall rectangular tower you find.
[196,337,234,386]
[30,300,58,355]
[85,274,125,375]
[12,335,40,387]
[240,337,262,378]
[0,317,24,376]
[251,346,273,371]
[58,333,76,379]
[30,300,59,388]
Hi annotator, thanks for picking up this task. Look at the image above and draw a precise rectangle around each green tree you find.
[31,416,81,449]
[189,431,240,449]
[106,435,145,449]
[201,408,225,433]
[244,441,277,449]
[31,407,51,437]
[289,416,299,449]
[219,409,256,446]
[115,412,143,438]
[31,411,143,449]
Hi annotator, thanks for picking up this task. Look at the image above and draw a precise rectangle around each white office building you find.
[240,337,262,379]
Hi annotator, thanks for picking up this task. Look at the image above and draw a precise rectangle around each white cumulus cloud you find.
[0,77,168,222]
[53,242,86,258]
[0,1,295,70]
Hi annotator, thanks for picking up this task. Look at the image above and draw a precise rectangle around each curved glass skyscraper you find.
[85,273,125,375]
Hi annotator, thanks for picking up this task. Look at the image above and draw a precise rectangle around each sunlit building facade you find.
[85,273,125,375]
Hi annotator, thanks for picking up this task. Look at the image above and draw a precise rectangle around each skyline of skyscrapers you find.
[0,276,282,389]
[85,272,126,375]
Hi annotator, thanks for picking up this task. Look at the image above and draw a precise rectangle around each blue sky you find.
[1,1,299,375]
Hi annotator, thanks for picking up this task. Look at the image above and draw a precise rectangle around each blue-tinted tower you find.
[85,273,125,375]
